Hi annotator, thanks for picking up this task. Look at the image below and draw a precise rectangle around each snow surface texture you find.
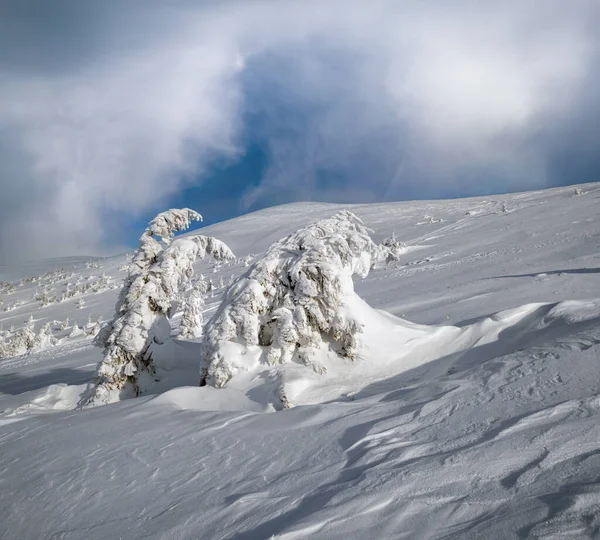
[201,210,385,408]
[2,184,600,538]
[85,209,235,405]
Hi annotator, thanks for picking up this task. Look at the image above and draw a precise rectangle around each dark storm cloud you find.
[0,0,599,260]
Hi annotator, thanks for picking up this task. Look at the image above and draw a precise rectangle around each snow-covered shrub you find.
[200,211,384,400]
[381,232,406,263]
[85,209,234,405]
[57,274,114,303]
[0,317,64,359]
[239,254,255,267]
[37,289,49,307]
[0,317,36,358]
[179,280,208,339]
[3,300,25,312]
[420,215,442,225]
[33,321,59,350]
[1,282,16,295]
[69,324,85,338]
[82,314,100,337]
[86,319,102,338]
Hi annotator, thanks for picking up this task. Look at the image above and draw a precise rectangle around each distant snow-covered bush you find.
[420,215,443,224]
[85,209,234,405]
[200,211,384,402]
[33,321,59,350]
[381,232,406,263]
[239,254,255,267]
[0,317,62,358]
[3,299,25,312]
[69,324,85,338]
[0,317,36,358]
[0,281,16,295]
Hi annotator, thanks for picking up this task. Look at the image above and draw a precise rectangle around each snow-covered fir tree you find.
[33,321,58,351]
[84,209,234,405]
[0,316,36,358]
[381,232,406,263]
[200,211,385,406]
[179,280,208,339]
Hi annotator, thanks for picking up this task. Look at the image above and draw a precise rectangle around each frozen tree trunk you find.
[200,211,386,407]
[83,209,234,405]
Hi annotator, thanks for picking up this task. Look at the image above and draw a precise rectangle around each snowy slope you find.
[1,183,600,539]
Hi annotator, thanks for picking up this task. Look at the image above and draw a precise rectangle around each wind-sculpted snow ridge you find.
[84,209,234,406]
[201,210,387,407]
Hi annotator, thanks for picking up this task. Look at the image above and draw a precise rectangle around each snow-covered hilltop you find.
[2,183,600,539]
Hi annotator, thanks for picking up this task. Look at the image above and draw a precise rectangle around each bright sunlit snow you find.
[1,184,600,539]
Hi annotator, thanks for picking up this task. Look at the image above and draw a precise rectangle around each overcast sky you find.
[1,0,599,260]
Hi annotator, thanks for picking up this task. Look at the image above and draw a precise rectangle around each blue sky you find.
[1,1,599,259]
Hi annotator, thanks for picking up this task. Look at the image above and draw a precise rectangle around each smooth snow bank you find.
[148,386,272,413]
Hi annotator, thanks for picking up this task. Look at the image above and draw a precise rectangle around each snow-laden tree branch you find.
[84,209,234,405]
[200,211,384,403]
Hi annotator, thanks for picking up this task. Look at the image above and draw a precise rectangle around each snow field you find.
[1,183,600,538]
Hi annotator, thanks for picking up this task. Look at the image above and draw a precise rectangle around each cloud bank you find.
[0,0,598,259]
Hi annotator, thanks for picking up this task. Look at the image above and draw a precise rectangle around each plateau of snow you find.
[1,184,600,539]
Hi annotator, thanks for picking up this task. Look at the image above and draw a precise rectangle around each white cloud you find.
[0,0,598,259]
